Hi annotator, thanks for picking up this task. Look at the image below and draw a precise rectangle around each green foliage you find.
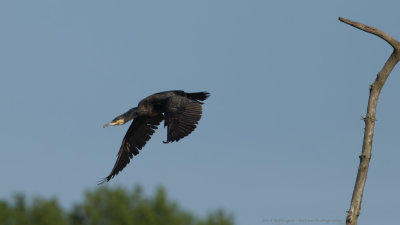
[199,210,235,225]
[0,186,235,225]
[0,194,66,225]
[0,200,11,225]
[30,197,68,225]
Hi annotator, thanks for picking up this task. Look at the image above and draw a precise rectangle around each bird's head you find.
[103,116,126,128]
[103,107,138,128]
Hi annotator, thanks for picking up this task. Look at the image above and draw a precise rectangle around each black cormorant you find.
[100,90,210,183]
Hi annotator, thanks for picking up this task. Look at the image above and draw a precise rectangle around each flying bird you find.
[100,90,210,184]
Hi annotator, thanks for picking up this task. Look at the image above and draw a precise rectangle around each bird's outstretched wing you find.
[99,114,163,184]
[163,97,203,143]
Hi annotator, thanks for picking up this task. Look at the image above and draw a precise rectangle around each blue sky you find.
[1,1,399,225]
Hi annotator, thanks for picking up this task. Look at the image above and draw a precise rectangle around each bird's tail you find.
[186,91,210,102]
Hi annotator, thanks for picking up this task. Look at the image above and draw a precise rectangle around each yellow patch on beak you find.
[103,119,125,128]
[115,119,124,125]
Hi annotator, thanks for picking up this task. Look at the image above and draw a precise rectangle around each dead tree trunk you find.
[338,17,400,225]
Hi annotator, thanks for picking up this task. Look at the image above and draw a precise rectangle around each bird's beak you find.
[103,119,125,128]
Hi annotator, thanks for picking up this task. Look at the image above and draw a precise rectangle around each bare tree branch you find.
[339,17,400,225]
[339,17,400,50]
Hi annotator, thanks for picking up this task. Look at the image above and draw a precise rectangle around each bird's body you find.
[100,90,210,184]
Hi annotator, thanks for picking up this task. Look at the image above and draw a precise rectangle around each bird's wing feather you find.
[99,114,163,184]
[163,97,203,143]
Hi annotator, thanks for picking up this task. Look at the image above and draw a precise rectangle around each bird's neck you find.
[123,107,139,121]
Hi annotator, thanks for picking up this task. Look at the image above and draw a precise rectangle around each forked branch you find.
[339,17,400,225]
